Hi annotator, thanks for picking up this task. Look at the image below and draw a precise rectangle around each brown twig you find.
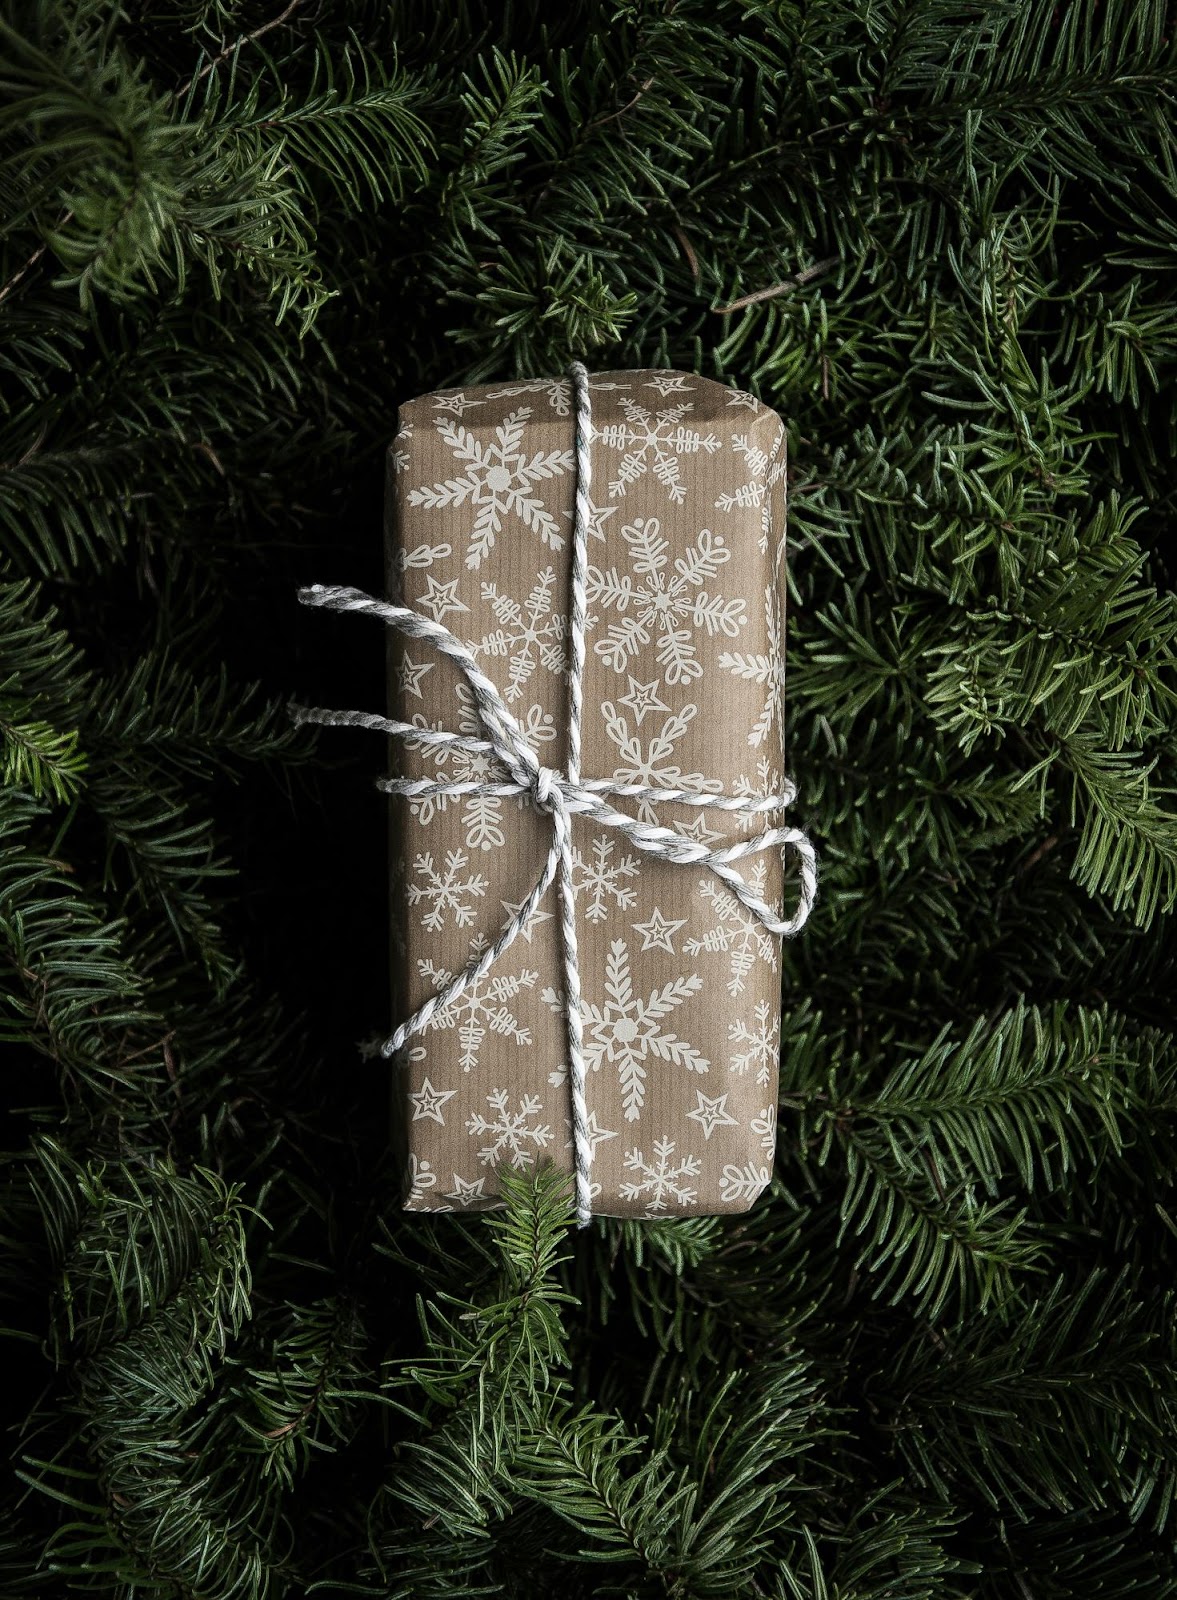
[176,0,307,100]
[714,255,840,315]
[672,222,700,286]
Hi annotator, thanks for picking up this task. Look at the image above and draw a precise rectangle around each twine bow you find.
[289,360,817,1228]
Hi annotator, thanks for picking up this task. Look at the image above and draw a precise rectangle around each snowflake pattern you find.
[403,683,556,852]
[719,582,784,747]
[599,699,723,825]
[403,1153,442,1211]
[582,938,709,1121]
[470,565,567,703]
[587,517,747,686]
[619,1139,702,1212]
[416,938,538,1073]
[392,371,793,1218]
[466,1089,553,1169]
[409,407,574,569]
[732,755,785,835]
[407,850,489,933]
[728,999,780,1085]
[571,834,640,923]
[715,428,786,555]
[486,376,632,415]
[684,861,779,997]
[592,397,721,503]
[719,1162,771,1205]
[751,1102,777,1156]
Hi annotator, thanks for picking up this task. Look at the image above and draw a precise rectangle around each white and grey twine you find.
[289,359,818,1228]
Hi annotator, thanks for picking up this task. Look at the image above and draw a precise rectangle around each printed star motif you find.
[643,373,696,397]
[398,652,434,699]
[500,898,553,944]
[726,388,761,409]
[432,391,485,416]
[444,1173,487,1203]
[673,812,725,848]
[687,1089,739,1140]
[418,574,470,625]
[618,676,671,726]
[409,1077,458,1124]
[562,493,618,543]
[633,906,687,954]
[562,1109,620,1161]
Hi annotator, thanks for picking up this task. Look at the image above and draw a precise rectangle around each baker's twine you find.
[289,360,817,1227]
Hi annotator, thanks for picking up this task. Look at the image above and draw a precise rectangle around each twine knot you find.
[289,360,818,1229]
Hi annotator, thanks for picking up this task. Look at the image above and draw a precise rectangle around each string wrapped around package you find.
[290,361,816,1223]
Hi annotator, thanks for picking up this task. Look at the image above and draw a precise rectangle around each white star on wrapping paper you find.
[432,391,486,416]
[398,653,434,699]
[499,898,553,944]
[561,1110,620,1161]
[408,1077,458,1124]
[561,493,618,543]
[617,675,671,726]
[632,906,687,954]
[686,1089,739,1140]
[444,1173,487,1203]
[418,575,470,625]
[643,373,696,397]
[673,812,725,849]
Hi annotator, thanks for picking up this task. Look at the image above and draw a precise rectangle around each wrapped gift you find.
[295,364,816,1220]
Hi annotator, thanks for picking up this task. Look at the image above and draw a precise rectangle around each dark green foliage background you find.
[3,0,1177,1594]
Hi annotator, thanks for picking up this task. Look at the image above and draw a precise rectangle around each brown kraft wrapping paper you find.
[383,369,789,1217]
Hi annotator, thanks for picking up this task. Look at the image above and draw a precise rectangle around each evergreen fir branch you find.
[0,713,86,801]
[884,1267,1177,1530]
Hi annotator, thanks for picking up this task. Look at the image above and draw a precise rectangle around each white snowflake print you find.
[599,700,723,824]
[751,1102,777,1156]
[391,420,413,475]
[408,407,573,569]
[403,684,555,852]
[470,565,567,703]
[571,834,640,923]
[397,541,452,572]
[684,861,779,997]
[466,1088,553,1170]
[407,849,489,934]
[416,939,538,1073]
[719,1162,771,1205]
[729,999,780,1085]
[620,1139,702,1213]
[719,582,784,748]
[686,1089,739,1140]
[587,517,747,686]
[486,376,631,416]
[403,1153,442,1211]
[582,937,709,1122]
[592,397,720,504]
[715,429,786,555]
[732,755,785,836]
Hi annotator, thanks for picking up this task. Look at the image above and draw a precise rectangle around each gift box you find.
[367,365,810,1220]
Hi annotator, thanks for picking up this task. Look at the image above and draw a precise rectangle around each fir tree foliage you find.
[2,0,1177,1595]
